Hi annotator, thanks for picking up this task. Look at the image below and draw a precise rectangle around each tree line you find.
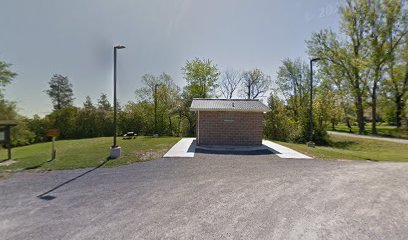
[308,0,407,134]
[1,57,274,146]
[265,0,407,142]
[1,0,407,147]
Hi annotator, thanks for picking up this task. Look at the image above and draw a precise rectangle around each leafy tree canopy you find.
[182,58,220,98]
[0,60,17,99]
[45,74,74,110]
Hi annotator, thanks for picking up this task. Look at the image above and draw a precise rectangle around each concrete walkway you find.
[163,138,196,158]
[328,131,408,144]
[262,140,312,159]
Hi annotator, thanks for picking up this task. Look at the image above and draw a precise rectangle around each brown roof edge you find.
[0,120,19,126]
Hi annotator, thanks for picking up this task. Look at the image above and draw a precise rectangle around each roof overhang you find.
[0,120,18,126]
[190,108,269,113]
[190,98,271,113]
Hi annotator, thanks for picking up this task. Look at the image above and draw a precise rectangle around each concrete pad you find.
[165,138,311,159]
[163,138,196,158]
[262,139,312,159]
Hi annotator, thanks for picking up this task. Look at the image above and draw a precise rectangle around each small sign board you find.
[0,127,9,144]
[0,121,17,160]
[47,129,60,138]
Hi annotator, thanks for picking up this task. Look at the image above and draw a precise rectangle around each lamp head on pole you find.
[114,45,126,49]
[311,57,321,62]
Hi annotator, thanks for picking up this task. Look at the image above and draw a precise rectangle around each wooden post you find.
[52,137,56,160]
[7,144,11,160]
[46,129,59,160]
[6,126,11,160]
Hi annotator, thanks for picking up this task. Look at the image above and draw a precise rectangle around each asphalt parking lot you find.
[1,152,408,239]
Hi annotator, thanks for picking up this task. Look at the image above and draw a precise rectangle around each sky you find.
[1,0,340,117]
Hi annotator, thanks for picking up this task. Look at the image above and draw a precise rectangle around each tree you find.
[219,69,242,99]
[272,59,329,143]
[182,58,220,98]
[382,0,408,128]
[26,114,47,143]
[0,99,17,120]
[317,58,355,132]
[95,93,113,136]
[76,96,97,138]
[181,58,219,136]
[83,96,95,110]
[314,82,344,131]
[45,74,74,110]
[241,68,271,99]
[135,73,181,135]
[0,60,17,99]
[135,73,161,102]
[366,0,389,134]
[46,106,79,138]
[97,93,112,111]
[275,59,309,121]
[364,0,407,133]
[385,46,408,127]
[307,0,372,134]
[118,101,148,135]
[0,60,34,146]
[264,94,294,141]
[180,89,196,136]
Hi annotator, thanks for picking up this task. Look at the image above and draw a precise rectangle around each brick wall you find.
[197,111,263,146]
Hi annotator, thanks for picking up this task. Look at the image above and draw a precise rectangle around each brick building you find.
[190,99,271,146]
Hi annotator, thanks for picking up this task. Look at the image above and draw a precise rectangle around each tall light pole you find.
[110,45,125,159]
[308,57,321,148]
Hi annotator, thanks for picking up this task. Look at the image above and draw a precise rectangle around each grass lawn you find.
[0,136,180,174]
[277,134,408,162]
[331,122,408,139]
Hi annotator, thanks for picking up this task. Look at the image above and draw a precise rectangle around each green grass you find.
[277,134,408,162]
[331,122,408,139]
[0,136,180,173]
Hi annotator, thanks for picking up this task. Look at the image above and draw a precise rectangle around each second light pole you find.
[307,57,321,148]
[110,45,126,159]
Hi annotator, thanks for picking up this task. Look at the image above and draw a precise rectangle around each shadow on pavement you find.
[37,158,110,201]
[195,148,274,155]
[187,140,197,153]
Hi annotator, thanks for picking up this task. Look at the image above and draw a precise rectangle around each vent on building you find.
[224,112,234,121]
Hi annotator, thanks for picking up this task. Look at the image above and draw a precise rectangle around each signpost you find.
[47,129,60,160]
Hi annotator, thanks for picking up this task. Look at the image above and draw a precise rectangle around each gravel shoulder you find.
[1,153,408,240]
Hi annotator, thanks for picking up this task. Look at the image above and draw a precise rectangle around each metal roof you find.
[0,120,18,126]
[190,98,271,112]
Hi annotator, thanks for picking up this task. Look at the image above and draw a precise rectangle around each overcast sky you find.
[1,0,340,116]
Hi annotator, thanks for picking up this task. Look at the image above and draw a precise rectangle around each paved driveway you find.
[1,153,408,239]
